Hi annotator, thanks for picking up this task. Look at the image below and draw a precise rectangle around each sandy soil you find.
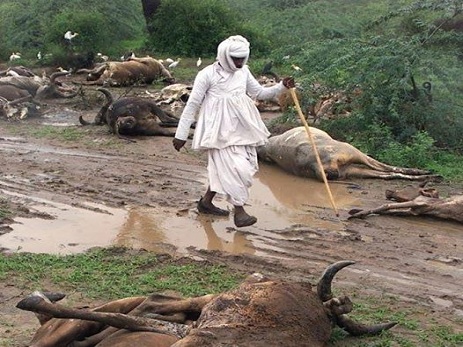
[0,81,462,346]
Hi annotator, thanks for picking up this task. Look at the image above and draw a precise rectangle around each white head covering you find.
[216,35,250,73]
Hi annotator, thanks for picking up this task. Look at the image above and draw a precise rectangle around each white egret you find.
[64,31,79,41]
[9,52,21,61]
[196,57,202,68]
[168,58,181,69]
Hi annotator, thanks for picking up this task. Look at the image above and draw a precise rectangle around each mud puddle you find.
[0,164,361,256]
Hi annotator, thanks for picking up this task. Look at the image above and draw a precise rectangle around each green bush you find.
[147,0,269,56]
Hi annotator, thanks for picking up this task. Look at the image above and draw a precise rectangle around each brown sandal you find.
[197,198,230,216]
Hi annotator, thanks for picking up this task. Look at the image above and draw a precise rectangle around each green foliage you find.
[377,131,436,168]
[147,0,269,56]
[0,0,146,61]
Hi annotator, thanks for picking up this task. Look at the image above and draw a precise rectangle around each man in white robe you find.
[173,35,295,227]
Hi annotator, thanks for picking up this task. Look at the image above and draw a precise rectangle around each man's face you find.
[231,56,245,68]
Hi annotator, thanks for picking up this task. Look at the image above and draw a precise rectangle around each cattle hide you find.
[257,126,441,181]
[17,261,396,347]
[348,184,463,223]
[79,88,181,141]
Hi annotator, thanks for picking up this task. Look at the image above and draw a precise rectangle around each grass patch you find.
[0,247,244,299]
[0,199,12,219]
[28,126,85,141]
[329,293,463,347]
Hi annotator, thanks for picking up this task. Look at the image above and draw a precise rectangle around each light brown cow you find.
[257,126,441,181]
[78,57,174,86]
[17,261,396,347]
[348,184,463,223]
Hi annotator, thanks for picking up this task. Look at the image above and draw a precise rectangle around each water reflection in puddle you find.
[1,164,361,255]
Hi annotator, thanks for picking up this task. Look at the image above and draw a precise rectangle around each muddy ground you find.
[0,79,462,346]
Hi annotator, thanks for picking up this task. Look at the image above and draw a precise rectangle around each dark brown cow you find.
[17,261,396,347]
[79,88,181,142]
[348,184,463,223]
[257,126,441,181]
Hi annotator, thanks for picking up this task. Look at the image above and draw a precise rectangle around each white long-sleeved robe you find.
[175,62,286,206]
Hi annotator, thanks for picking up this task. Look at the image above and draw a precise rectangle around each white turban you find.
[216,35,250,73]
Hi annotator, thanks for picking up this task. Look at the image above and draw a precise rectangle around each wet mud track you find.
[1,114,462,343]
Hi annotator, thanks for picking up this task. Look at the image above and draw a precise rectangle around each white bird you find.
[97,52,109,61]
[9,52,21,61]
[57,67,70,73]
[283,55,290,60]
[291,64,302,72]
[196,57,202,68]
[64,31,79,41]
[37,51,42,60]
[165,58,174,64]
[120,51,135,61]
[168,58,181,69]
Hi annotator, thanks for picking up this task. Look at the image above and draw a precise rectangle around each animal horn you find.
[49,71,70,84]
[317,260,355,302]
[335,314,397,336]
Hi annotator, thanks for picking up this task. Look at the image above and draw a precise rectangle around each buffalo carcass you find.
[17,261,396,347]
[257,126,441,181]
[0,71,80,101]
[348,183,463,223]
[77,57,174,86]
[79,88,181,141]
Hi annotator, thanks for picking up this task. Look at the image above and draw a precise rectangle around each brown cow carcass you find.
[79,88,181,141]
[17,261,396,347]
[257,126,441,181]
[78,57,174,86]
[348,183,463,223]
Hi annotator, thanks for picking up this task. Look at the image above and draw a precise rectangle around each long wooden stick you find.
[289,88,339,216]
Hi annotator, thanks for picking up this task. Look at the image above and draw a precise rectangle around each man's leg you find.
[197,187,230,216]
[233,205,257,227]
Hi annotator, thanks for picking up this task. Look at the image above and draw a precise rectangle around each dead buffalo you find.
[348,183,463,223]
[257,126,440,181]
[17,261,396,347]
[0,71,80,101]
[79,88,181,141]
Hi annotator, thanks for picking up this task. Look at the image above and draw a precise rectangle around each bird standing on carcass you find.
[17,261,396,347]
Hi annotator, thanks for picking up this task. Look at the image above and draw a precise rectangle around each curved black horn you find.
[317,260,355,302]
[336,314,397,336]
